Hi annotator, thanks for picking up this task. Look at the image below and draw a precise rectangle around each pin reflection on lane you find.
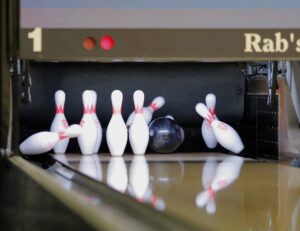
[128,156,166,211]
[129,156,149,200]
[79,154,102,181]
[196,156,244,214]
[53,153,69,165]
[107,157,128,193]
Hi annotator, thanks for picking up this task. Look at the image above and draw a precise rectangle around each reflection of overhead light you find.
[158,177,170,182]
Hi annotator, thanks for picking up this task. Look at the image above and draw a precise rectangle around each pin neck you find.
[112,106,121,114]
[209,108,216,117]
[135,106,143,114]
[206,114,215,124]
[58,132,68,140]
[91,105,96,114]
[56,105,64,114]
[149,103,158,111]
[83,105,92,114]
[207,185,216,199]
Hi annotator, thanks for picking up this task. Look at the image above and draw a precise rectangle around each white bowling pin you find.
[79,154,102,181]
[129,156,149,199]
[107,157,128,193]
[106,90,128,156]
[78,90,98,155]
[126,96,165,127]
[201,93,218,149]
[50,90,69,154]
[19,124,82,155]
[129,90,149,155]
[195,103,244,153]
[211,156,244,191]
[91,90,102,153]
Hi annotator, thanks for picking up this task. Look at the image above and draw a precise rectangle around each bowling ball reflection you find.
[148,117,184,153]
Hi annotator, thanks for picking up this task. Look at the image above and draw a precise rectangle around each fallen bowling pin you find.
[106,90,128,156]
[195,103,244,153]
[50,90,69,154]
[129,90,149,155]
[202,93,218,149]
[126,96,165,127]
[19,124,82,155]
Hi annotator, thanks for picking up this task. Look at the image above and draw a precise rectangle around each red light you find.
[100,35,115,51]
[82,37,96,51]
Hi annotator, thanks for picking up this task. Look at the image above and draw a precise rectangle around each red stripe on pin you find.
[149,103,158,111]
[135,106,143,114]
[209,109,216,117]
[56,105,64,114]
[91,105,95,113]
[207,186,216,199]
[83,106,92,114]
[112,106,121,114]
[58,132,67,140]
[207,114,214,124]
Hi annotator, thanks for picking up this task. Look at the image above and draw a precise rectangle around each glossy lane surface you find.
[54,153,300,231]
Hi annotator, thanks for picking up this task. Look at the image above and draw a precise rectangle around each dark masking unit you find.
[1,0,300,231]
[17,0,300,159]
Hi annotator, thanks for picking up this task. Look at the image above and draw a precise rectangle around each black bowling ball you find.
[149,116,184,153]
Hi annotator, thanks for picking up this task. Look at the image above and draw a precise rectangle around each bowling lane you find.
[54,153,300,231]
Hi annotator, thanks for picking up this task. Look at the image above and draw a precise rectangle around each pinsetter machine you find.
[1,0,300,230]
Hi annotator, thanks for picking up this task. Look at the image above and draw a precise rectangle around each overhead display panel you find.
[20,0,300,61]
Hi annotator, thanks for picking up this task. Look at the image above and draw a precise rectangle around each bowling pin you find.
[19,124,82,155]
[50,90,69,154]
[195,103,244,153]
[91,90,102,153]
[201,93,218,149]
[106,90,128,156]
[129,90,149,155]
[126,96,165,127]
[78,90,98,155]
[79,154,102,181]
[107,157,128,193]
[129,156,149,199]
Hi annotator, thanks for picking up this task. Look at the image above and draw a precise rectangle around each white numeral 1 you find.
[28,27,42,52]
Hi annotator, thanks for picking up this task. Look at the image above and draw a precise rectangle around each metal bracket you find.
[267,61,278,107]
[20,60,32,104]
